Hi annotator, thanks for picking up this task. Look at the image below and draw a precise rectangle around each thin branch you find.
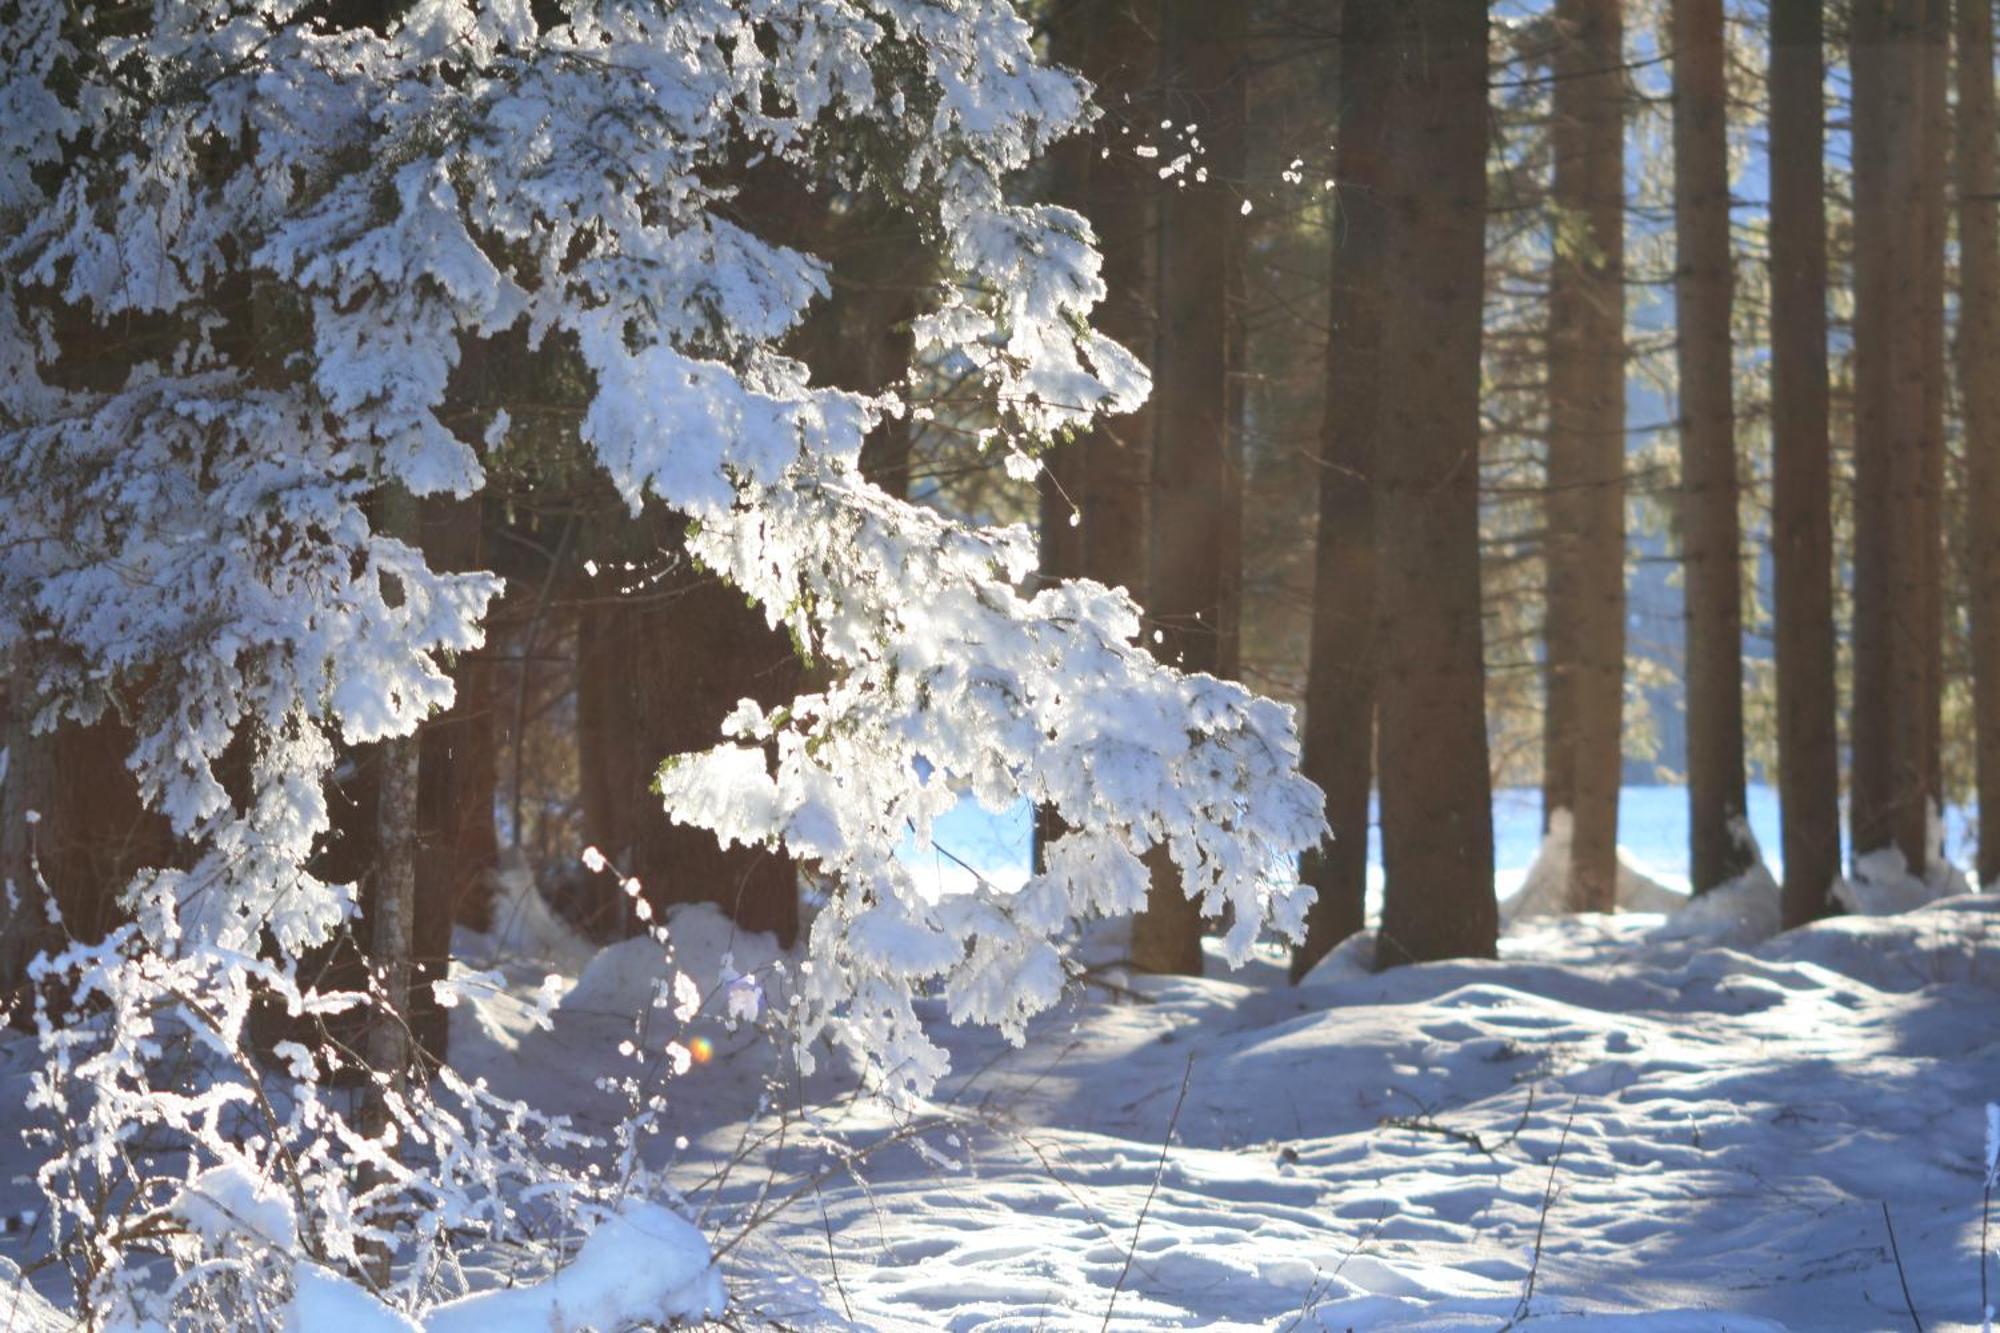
[1101,1053,1195,1332]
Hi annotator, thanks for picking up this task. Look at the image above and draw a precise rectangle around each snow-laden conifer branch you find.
[0,0,1325,1318]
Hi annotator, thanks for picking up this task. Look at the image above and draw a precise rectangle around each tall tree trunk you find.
[1038,0,1158,874]
[416,495,501,937]
[1035,2,1093,877]
[1674,0,1754,894]
[1851,0,1938,873]
[1771,0,1842,926]
[362,487,422,1171]
[1962,0,2000,888]
[823,211,924,499]
[1219,158,1248,687]
[1371,0,1496,969]
[1,694,54,1022]
[576,505,802,946]
[0,710,167,999]
[1292,0,1387,981]
[1134,0,1245,975]
[1078,0,1157,613]
[1544,0,1627,913]
[3,310,177,1012]
[1918,0,1950,828]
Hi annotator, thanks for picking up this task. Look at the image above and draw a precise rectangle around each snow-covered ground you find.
[5,786,1998,1330]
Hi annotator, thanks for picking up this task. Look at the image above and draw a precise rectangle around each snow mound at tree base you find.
[1501,808,1688,923]
[1649,860,1781,949]
[561,901,791,1023]
[1838,843,1971,916]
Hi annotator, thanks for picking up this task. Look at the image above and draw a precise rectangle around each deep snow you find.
[5,787,1998,1330]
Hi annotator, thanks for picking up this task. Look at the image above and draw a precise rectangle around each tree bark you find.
[1037,0,1157,876]
[1134,0,1245,975]
[0,693,54,1022]
[1674,0,1755,894]
[416,496,500,937]
[1962,0,2000,888]
[2,304,177,1013]
[1371,0,1497,969]
[1851,0,1939,873]
[1077,0,1157,615]
[1918,0,1950,826]
[821,212,924,498]
[1292,0,1387,981]
[362,486,422,1181]
[1543,0,1627,913]
[1035,4,1092,876]
[1770,0,1842,926]
[575,505,802,946]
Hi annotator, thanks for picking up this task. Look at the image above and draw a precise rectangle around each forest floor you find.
[448,804,2000,1332]
[4,794,1999,1330]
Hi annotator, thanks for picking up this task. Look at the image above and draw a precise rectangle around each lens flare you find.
[688,1035,714,1065]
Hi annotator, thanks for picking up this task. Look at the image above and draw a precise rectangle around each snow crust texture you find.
[653,897,2000,1330]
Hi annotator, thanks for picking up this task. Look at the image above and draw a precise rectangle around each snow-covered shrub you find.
[0,0,1324,1323]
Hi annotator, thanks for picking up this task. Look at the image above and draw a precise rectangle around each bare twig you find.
[1504,1099,1578,1329]
[1276,1200,1393,1333]
[1880,1200,1924,1332]
[1380,1112,1497,1157]
[1380,1083,1537,1160]
[812,1179,853,1325]
[1101,1053,1195,1332]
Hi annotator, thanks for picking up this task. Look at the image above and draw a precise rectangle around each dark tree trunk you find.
[1370,0,1496,969]
[2,286,176,1014]
[576,506,801,946]
[1077,0,1158,614]
[1771,0,1842,926]
[1918,0,1949,827]
[1543,0,1627,913]
[820,213,925,498]
[1292,0,1388,981]
[1962,0,2000,887]
[416,496,501,936]
[1674,0,1755,894]
[1133,0,1245,976]
[363,487,425,1112]
[1037,0,1157,876]
[0,693,52,1021]
[1035,3,1091,876]
[1,703,173,1020]
[1851,0,1939,874]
